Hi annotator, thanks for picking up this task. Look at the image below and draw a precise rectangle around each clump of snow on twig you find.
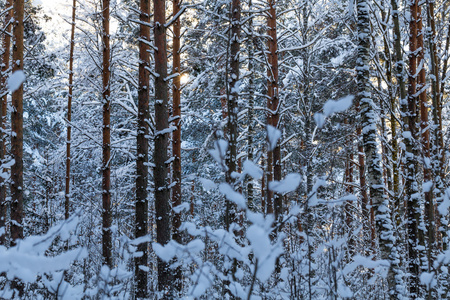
[7,70,26,93]
[314,95,354,128]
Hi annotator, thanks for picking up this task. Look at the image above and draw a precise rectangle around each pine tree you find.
[101,0,112,268]
[225,0,241,229]
[171,0,183,291]
[65,0,76,220]
[266,0,280,219]
[417,3,436,284]
[135,0,151,297]
[405,0,426,295]
[0,0,12,245]
[11,0,25,245]
[153,0,172,293]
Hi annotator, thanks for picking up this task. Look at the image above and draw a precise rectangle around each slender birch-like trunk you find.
[357,0,396,294]
[390,0,406,228]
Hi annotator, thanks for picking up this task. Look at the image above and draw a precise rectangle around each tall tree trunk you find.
[380,9,394,197]
[225,0,240,230]
[135,0,150,297]
[171,0,182,292]
[153,0,172,293]
[0,0,12,245]
[267,0,281,221]
[66,0,76,220]
[390,4,407,296]
[427,0,446,251]
[355,101,371,253]
[171,0,182,242]
[380,86,391,193]
[390,0,406,228]
[356,0,395,293]
[382,1,404,297]
[438,13,449,211]
[417,4,436,276]
[344,118,354,256]
[9,0,25,293]
[223,2,241,295]
[101,0,112,268]
[246,0,255,211]
[405,0,426,295]
[11,0,24,246]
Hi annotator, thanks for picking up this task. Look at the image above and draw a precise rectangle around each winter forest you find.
[2,0,450,298]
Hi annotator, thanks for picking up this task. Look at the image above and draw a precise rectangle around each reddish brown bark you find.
[65,0,76,220]
[0,0,12,245]
[171,0,183,292]
[406,0,426,295]
[153,0,172,292]
[10,3,26,291]
[171,0,182,240]
[10,0,24,246]
[135,0,150,296]
[101,0,112,268]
